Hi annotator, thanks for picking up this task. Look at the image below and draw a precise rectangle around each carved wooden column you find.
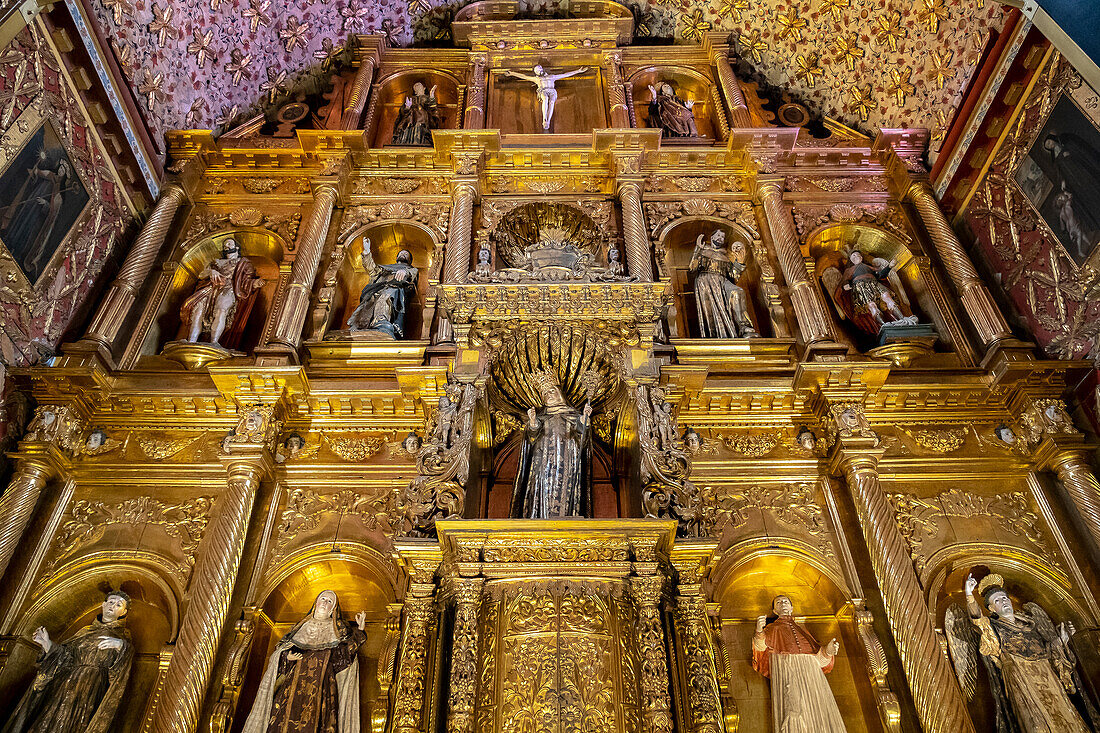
[151,413,273,733]
[268,183,339,350]
[342,57,378,129]
[709,42,751,128]
[617,179,653,281]
[604,51,631,128]
[392,594,437,733]
[443,181,478,284]
[828,403,975,733]
[671,545,724,733]
[462,56,488,129]
[905,181,1011,346]
[631,575,673,733]
[0,450,57,581]
[757,180,836,344]
[446,578,483,733]
[83,183,187,355]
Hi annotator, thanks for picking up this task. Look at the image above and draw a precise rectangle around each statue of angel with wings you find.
[943,573,1099,732]
[820,249,915,335]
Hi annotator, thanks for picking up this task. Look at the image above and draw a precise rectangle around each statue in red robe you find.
[180,238,265,348]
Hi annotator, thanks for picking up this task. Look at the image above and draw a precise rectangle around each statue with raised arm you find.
[510,370,592,518]
[3,592,133,733]
[242,590,367,733]
[943,574,1098,733]
[346,239,419,339]
[752,594,847,732]
[504,65,588,130]
[180,238,265,347]
[648,82,698,138]
[690,229,758,338]
[391,81,439,147]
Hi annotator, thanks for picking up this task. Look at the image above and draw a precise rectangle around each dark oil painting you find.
[1015,94,1100,265]
[0,122,89,283]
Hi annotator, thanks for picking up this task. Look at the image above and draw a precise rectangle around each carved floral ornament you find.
[791,201,912,243]
[336,202,451,244]
[179,206,303,252]
[644,199,758,239]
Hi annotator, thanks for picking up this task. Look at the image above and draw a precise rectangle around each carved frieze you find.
[644,199,758,239]
[267,487,394,572]
[792,200,911,243]
[337,202,451,243]
[645,175,744,194]
[703,482,835,558]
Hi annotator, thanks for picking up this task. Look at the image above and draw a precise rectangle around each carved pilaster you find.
[905,181,1011,346]
[446,578,483,733]
[392,594,438,733]
[1035,439,1100,558]
[83,184,187,355]
[151,446,270,733]
[268,183,339,350]
[757,181,836,344]
[444,182,478,284]
[463,56,488,129]
[363,84,383,140]
[673,589,724,733]
[617,179,653,281]
[828,404,975,733]
[854,606,902,732]
[630,575,673,733]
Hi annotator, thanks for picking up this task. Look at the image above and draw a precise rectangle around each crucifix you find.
[504,65,588,130]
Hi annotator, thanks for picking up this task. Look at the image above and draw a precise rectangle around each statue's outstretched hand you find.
[755,615,767,633]
[527,407,538,429]
[825,638,840,656]
[287,651,303,662]
[964,574,978,595]
[32,626,51,652]
[356,611,368,631]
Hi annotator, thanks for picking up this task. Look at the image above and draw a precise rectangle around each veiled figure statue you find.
[510,371,592,519]
[944,574,1099,733]
[180,238,265,346]
[346,239,419,339]
[242,590,367,733]
[752,595,846,733]
[391,82,439,147]
[648,82,698,138]
[690,229,758,339]
[3,591,132,733]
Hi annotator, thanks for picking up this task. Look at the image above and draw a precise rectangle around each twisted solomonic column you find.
[463,57,488,130]
[1046,449,1100,557]
[443,182,478,284]
[758,181,836,344]
[631,576,673,733]
[905,181,1011,346]
[341,56,377,130]
[269,184,339,349]
[605,52,631,128]
[446,579,483,733]
[835,447,976,733]
[618,180,654,281]
[84,184,187,353]
[151,458,265,733]
[712,49,751,128]
[0,453,56,581]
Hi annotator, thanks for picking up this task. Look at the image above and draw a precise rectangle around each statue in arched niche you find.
[689,229,758,338]
[345,239,419,339]
[510,370,592,519]
[820,250,918,336]
[944,574,1100,732]
[391,81,439,147]
[180,238,266,347]
[752,594,846,733]
[242,590,367,733]
[648,82,698,138]
[3,591,133,733]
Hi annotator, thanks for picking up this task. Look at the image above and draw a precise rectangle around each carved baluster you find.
[631,575,673,733]
[83,184,187,358]
[757,181,836,344]
[904,181,1011,346]
[151,419,273,733]
[463,56,488,129]
[447,578,483,733]
[617,179,653,281]
[827,403,975,733]
[392,594,438,733]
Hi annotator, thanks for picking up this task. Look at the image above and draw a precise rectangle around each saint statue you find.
[180,238,265,347]
[689,229,758,338]
[242,590,368,733]
[391,82,439,147]
[503,65,588,130]
[3,591,133,733]
[346,239,419,339]
[821,250,916,336]
[510,371,592,519]
[752,594,846,733]
[648,82,698,138]
[944,574,1099,733]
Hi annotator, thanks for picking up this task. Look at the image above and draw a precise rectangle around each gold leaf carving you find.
[322,432,385,461]
[381,177,422,194]
[901,426,968,453]
[268,487,393,571]
[242,177,280,194]
[137,432,206,459]
[722,431,781,457]
[229,206,264,227]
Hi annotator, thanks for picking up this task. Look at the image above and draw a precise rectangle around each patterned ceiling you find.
[90,0,1006,156]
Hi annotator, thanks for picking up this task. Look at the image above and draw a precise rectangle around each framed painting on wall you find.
[1014,92,1100,266]
[0,120,90,284]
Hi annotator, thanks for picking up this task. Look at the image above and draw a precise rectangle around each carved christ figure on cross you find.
[504,65,588,130]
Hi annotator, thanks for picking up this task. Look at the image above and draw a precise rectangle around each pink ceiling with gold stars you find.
[92,0,1007,153]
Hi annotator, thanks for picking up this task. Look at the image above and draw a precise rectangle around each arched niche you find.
[712,551,884,732]
[370,69,463,148]
[136,228,285,360]
[657,217,771,339]
[806,223,950,357]
[629,66,720,141]
[324,221,439,342]
[923,548,1096,731]
[0,562,180,732]
[233,550,399,733]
